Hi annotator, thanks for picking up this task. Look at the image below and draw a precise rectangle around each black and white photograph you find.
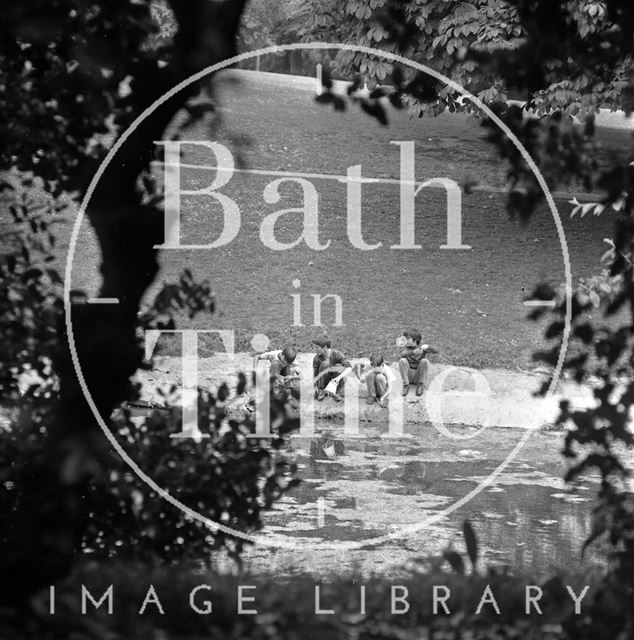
[1,1,634,638]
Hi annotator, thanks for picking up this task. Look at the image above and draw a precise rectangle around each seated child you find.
[312,336,354,403]
[360,353,390,407]
[399,329,439,396]
[253,346,299,391]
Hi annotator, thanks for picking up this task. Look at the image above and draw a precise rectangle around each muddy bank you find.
[136,354,594,430]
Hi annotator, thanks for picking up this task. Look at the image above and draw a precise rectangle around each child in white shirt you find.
[360,353,390,407]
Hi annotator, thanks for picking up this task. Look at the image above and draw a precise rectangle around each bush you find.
[0,556,594,640]
[0,184,300,566]
[0,391,299,564]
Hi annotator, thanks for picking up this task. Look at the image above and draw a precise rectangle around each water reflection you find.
[251,426,605,577]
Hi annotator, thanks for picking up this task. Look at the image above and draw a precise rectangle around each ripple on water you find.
[252,427,604,577]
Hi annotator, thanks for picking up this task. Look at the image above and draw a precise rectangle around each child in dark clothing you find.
[312,336,353,402]
[254,346,299,390]
[398,329,439,396]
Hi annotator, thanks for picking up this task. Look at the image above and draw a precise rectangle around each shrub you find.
[0,181,300,566]
[0,552,593,640]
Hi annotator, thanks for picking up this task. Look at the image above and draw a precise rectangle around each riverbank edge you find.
[137,354,595,431]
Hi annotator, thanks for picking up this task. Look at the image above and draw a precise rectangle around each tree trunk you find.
[1,0,248,602]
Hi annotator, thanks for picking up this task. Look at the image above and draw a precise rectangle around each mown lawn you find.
[67,71,630,369]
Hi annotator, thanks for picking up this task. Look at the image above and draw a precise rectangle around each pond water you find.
[237,423,606,579]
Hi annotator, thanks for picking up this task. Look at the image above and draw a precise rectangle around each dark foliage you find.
[0,0,281,601]
[307,0,634,636]
[0,185,299,599]
[0,524,585,639]
[0,388,299,566]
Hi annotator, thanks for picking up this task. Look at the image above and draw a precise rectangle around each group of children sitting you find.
[254,330,439,408]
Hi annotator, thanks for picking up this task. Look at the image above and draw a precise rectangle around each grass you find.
[65,71,632,369]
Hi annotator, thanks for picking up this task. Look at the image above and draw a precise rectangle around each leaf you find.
[360,99,388,126]
[369,86,389,99]
[182,101,216,123]
[442,550,465,575]
[236,373,247,396]
[582,510,608,556]
[574,323,594,344]
[315,92,334,105]
[22,267,43,282]
[321,66,333,90]
[389,92,403,109]
[347,75,362,95]
[462,520,478,571]
[332,95,346,112]
[406,72,439,103]
[532,349,559,366]
[217,383,229,402]
[392,65,404,87]
[545,321,564,339]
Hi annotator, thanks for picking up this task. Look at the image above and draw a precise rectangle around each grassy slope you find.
[67,71,632,369]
